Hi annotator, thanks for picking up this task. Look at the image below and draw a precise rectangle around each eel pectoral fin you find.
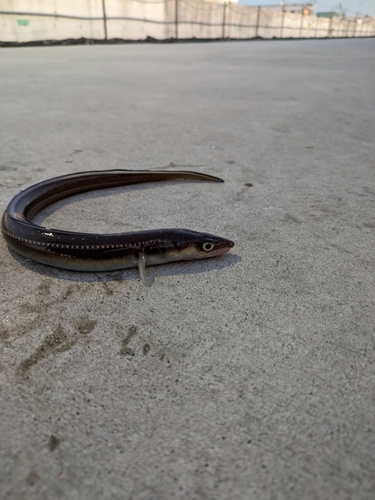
[137,251,149,286]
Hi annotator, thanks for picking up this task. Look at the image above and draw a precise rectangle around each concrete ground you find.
[0,39,374,499]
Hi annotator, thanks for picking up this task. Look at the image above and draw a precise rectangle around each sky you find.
[238,0,375,17]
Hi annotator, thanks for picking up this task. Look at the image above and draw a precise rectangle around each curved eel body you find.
[1,170,234,283]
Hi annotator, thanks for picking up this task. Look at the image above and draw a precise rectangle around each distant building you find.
[284,3,314,15]
[316,12,342,18]
[256,3,315,15]
[200,0,239,4]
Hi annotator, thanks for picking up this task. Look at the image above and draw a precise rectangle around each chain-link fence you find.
[1,0,374,44]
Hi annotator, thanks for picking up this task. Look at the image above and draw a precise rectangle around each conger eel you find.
[1,170,234,284]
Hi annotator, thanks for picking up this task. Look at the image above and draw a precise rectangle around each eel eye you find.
[202,242,215,252]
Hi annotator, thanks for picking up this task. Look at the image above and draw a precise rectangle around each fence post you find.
[222,2,227,39]
[299,12,304,38]
[280,10,285,38]
[175,0,179,39]
[101,0,107,40]
[255,6,261,38]
[328,15,333,37]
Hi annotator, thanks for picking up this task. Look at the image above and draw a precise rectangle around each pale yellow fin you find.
[137,252,149,286]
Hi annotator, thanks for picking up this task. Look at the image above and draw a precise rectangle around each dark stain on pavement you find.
[120,325,137,356]
[2,275,109,346]
[62,284,83,300]
[0,323,10,342]
[284,213,302,224]
[17,324,76,379]
[16,313,97,379]
[143,343,151,355]
[73,315,97,335]
[49,435,61,451]
[363,187,375,196]
[26,470,40,486]
[38,278,52,295]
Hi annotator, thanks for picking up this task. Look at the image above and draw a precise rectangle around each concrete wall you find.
[177,0,224,39]
[0,0,374,43]
[106,0,175,40]
[0,0,105,42]
[224,5,257,39]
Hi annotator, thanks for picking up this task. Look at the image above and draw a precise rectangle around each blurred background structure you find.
[1,0,374,43]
